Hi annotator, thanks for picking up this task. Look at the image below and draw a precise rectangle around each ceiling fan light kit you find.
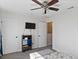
[31,0,59,14]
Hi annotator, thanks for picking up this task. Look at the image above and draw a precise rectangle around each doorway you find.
[47,22,52,48]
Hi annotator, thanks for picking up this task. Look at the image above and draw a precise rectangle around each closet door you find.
[38,22,47,48]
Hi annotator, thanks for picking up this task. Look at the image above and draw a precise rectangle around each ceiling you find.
[0,0,78,16]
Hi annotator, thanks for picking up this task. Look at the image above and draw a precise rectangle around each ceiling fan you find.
[31,0,59,14]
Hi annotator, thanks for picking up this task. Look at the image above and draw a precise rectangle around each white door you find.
[38,22,47,48]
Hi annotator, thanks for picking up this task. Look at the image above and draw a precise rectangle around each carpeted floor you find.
[0,46,53,59]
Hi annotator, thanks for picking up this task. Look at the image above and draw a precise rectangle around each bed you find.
[30,49,77,59]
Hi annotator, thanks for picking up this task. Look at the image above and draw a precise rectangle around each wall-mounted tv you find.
[25,22,36,29]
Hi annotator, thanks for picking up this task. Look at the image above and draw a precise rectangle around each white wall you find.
[1,12,21,54]
[52,7,78,58]
[1,5,78,58]
[1,10,47,54]
[0,11,2,31]
[0,18,1,31]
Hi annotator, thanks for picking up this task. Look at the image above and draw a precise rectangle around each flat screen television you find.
[25,22,36,29]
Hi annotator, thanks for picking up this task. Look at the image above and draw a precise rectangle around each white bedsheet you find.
[30,49,77,59]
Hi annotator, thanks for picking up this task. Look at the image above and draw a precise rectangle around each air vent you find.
[67,6,74,9]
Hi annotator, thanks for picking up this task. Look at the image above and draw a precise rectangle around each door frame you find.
[47,21,53,48]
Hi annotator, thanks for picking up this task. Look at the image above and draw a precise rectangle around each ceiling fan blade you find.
[49,7,59,11]
[47,0,59,6]
[32,0,43,6]
[31,7,42,10]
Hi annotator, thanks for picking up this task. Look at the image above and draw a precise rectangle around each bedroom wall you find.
[2,12,22,54]
[0,18,1,31]
[1,10,47,54]
[52,7,78,58]
[1,12,33,54]
[0,11,2,31]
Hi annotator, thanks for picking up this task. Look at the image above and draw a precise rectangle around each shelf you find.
[22,35,32,52]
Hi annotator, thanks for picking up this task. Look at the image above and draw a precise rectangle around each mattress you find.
[30,49,77,59]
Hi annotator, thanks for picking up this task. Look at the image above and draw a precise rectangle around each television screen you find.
[25,22,36,29]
